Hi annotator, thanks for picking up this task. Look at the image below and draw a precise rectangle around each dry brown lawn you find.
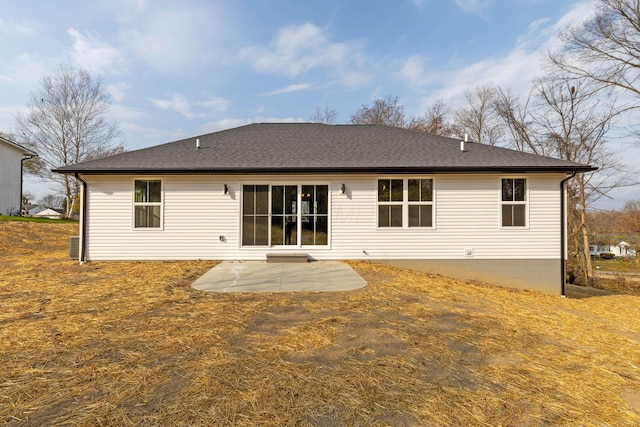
[1,220,640,426]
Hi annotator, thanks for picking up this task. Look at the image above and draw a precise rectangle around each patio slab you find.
[191,261,367,293]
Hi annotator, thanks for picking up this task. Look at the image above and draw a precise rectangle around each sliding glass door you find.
[242,184,329,247]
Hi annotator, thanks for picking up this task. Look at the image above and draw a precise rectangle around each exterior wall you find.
[0,143,25,215]
[378,259,562,295]
[82,173,565,292]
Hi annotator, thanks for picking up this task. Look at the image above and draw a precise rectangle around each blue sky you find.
[1,0,637,208]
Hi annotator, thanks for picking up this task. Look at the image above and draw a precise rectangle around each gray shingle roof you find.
[53,123,596,174]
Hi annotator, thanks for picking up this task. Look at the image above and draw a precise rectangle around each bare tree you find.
[550,0,640,116]
[452,85,503,145]
[38,193,64,209]
[350,95,406,127]
[310,105,338,124]
[22,191,35,206]
[407,99,455,136]
[15,66,123,218]
[495,75,627,286]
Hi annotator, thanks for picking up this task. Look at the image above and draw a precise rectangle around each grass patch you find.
[593,258,640,273]
[2,222,640,425]
[0,214,78,224]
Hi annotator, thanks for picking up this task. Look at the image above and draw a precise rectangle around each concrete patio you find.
[191,261,368,293]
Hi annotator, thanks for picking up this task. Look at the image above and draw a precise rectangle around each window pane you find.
[421,205,433,227]
[286,215,297,245]
[243,186,255,215]
[514,179,526,201]
[502,179,513,201]
[255,216,269,245]
[408,179,420,201]
[285,186,297,214]
[378,180,390,202]
[409,205,433,227]
[317,216,328,245]
[378,205,390,227]
[422,179,433,202]
[135,206,160,228]
[255,185,269,214]
[242,216,255,245]
[135,180,147,202]
[271,216,284,245]
[513,204,526,226]
[502,205,513,226]
[409,205,419,227]
[148,181,161,202]
[391,179,403,202]
[272,186,283,215]
[390,205,402,227]
[316,185,328,214]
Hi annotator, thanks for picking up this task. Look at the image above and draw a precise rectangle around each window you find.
[378,179,403,227]
[134,180,162,228]
[408,179,433,227]
[501,178,526,227]
[377,178,434,228]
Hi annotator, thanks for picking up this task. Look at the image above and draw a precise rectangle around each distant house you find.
[590,241,636,258]
[22,204,46,217]
[54,123,596,295]
[32,208,65,220]
[0,136,36,216]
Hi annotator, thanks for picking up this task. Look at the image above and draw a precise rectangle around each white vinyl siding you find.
[81,173,564,261]
[0,143,26,216]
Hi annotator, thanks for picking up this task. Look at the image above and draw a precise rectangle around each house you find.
[0,136,36,216]
[22,204,46,217]
[590,241,636,258]
[53,123,596,295]
[32,207,65,220]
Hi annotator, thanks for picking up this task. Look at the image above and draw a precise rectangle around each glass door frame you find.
[240,182,331,249]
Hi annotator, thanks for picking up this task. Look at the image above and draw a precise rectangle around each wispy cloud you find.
[238,22,370,87]
[454,0,492,15]
[149,93,230,119]
[149,93,197,119]
[0,53,52,86]
[106,82,131,103]
[199,97,230,113]
[67,28,124,74]
[199,116,305,134]
[0,17,40,37]
[263,83,313,96]
[118,3,226,73]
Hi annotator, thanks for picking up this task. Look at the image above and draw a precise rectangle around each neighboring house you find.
[590,241,636,258]
[54,123,596,295]
[23,204,46,217]
[0,136,36,216]
[32,208,65,220]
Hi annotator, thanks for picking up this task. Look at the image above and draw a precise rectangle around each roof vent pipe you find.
[196,138,200,149]
[460,133,469,152]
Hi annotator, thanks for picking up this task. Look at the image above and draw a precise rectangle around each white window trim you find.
[499,177,529,229]
[376,177,436,229]
[132,178,164,231]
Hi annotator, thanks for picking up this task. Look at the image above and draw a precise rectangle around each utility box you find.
[69,236,79,260]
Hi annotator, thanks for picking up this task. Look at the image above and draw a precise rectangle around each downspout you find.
[74,173,87,263]
[19,156,33,216]
[560,171,577,297]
